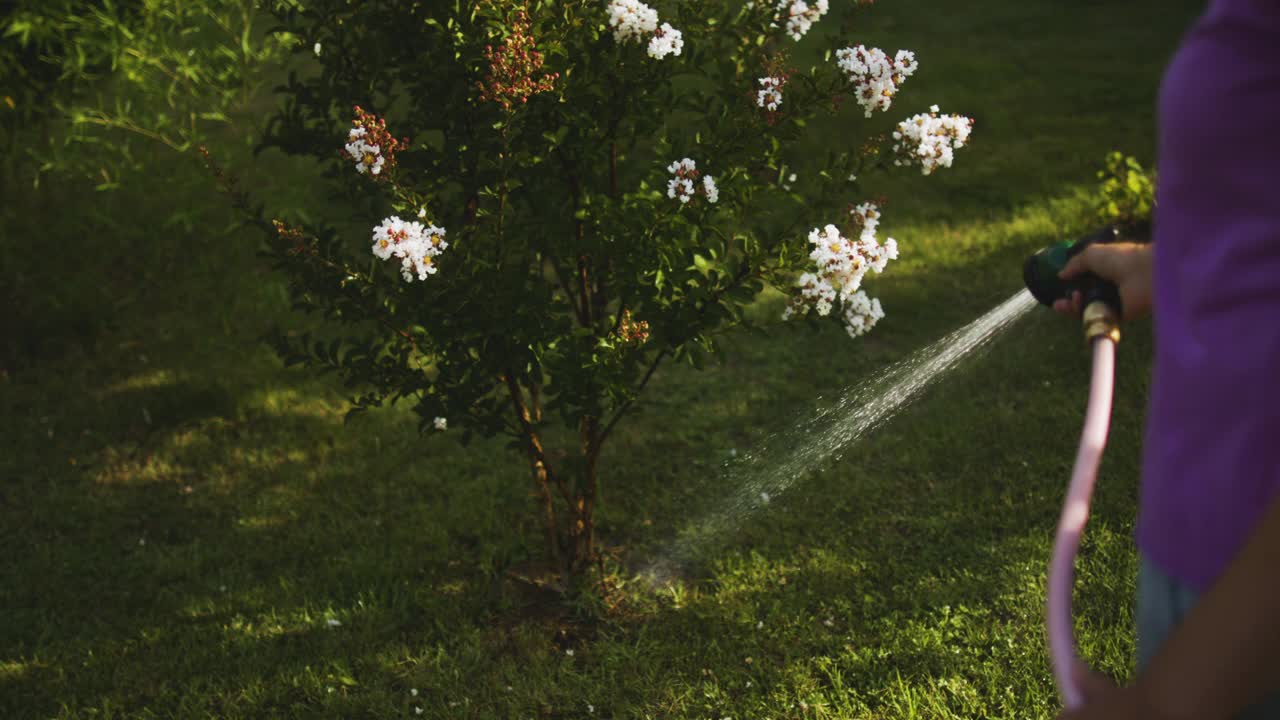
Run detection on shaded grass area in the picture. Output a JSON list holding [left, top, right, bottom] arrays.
[[1, 0, 1198, 717]]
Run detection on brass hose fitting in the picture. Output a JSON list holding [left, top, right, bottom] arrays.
[[1082, 301, 1121, 345]]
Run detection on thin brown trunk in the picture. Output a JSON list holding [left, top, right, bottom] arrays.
[[534, 458, 560, 570], [599, 141, 617, 327], [609, 141, 618, 198], [577, 253, 592, 326], [594, 259, 609, 333], [573, 415, 602, 571], [560, 150, 592, 332], [547, 251, 587, 326], [504, 372, 564, 571]]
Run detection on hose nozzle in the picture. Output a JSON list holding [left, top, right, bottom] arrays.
[[1082, 301, 1120, 345], [1023, 226, 1126, 333]]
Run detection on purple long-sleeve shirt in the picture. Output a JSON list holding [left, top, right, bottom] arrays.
[[1137, 0, 1280, 592]]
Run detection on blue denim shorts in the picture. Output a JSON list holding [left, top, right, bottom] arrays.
[[1138, 552, 1280, 718]]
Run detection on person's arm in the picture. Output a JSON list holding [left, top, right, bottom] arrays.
[[1136, 493, 1280, 719], [1057, 494, 1280, 720]]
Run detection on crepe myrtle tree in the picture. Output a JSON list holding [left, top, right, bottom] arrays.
[[250, 0, 972, 578]]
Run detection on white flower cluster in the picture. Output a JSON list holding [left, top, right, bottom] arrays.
[[783, 203, 898, 338], [774, 0, 829, 41], [343, 127, 384, 176], [647, 22, 684, 59], [893, 105, 974, 175], [848, 202, 899, 275], [607, 0, 657, 42], [757, 76, 785, 111], [666, 158, 719, 204], [835, 46, 919, 118], [608, 0, 682, 60], [371, 216, 449, 282], [841, 289, 885, 337], [703, 175, 719, 203]]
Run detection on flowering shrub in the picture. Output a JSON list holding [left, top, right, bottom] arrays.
[[254, 0, 973, 579]]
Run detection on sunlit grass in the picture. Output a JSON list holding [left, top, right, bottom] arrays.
[[96, 369, 181, 397]]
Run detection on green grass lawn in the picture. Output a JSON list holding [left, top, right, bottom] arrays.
[[1, 0, 1200, 717]]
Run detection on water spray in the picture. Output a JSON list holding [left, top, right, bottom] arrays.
[[1023, 225, 1124, 710]]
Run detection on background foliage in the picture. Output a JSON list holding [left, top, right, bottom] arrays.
[[1, 0, 291, 185]]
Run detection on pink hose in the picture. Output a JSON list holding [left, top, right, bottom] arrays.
[[1047, 336, 1117, 710]]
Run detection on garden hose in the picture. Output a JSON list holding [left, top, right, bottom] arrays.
[[1048, 302, 1120, 709], [1023, 229, 1125, 709]]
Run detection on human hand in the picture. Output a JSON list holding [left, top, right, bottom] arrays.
[[1050, 242, 1153, 322], [1055, 661, 1184, 720]]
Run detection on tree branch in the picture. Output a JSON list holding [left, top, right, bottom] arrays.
[[598, 347, 668, 448], [546, 251, 587, 326], [609, 140, 618, 198], [597, 262, 755, 449], [577, 252, 592, 327], [610, 292, 631, 335]]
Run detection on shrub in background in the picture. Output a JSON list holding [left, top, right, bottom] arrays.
[[1094, 151, 1155, 239], [1, 1, 305, 378]]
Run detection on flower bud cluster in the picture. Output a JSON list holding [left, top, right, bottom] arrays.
[[341, 106, 408, 180], [371, 216, 449, 282], [835, 46, 918, 118], [666, 158, 719, 205], [477, 8, 559, 110], [615, 309, 651, 345], [273, 219, 314, 257], [892, 105, 974, 175]]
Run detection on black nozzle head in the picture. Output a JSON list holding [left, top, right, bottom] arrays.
[[1023, 242, 1074, 307], [1022, 226, 1124, 316]]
